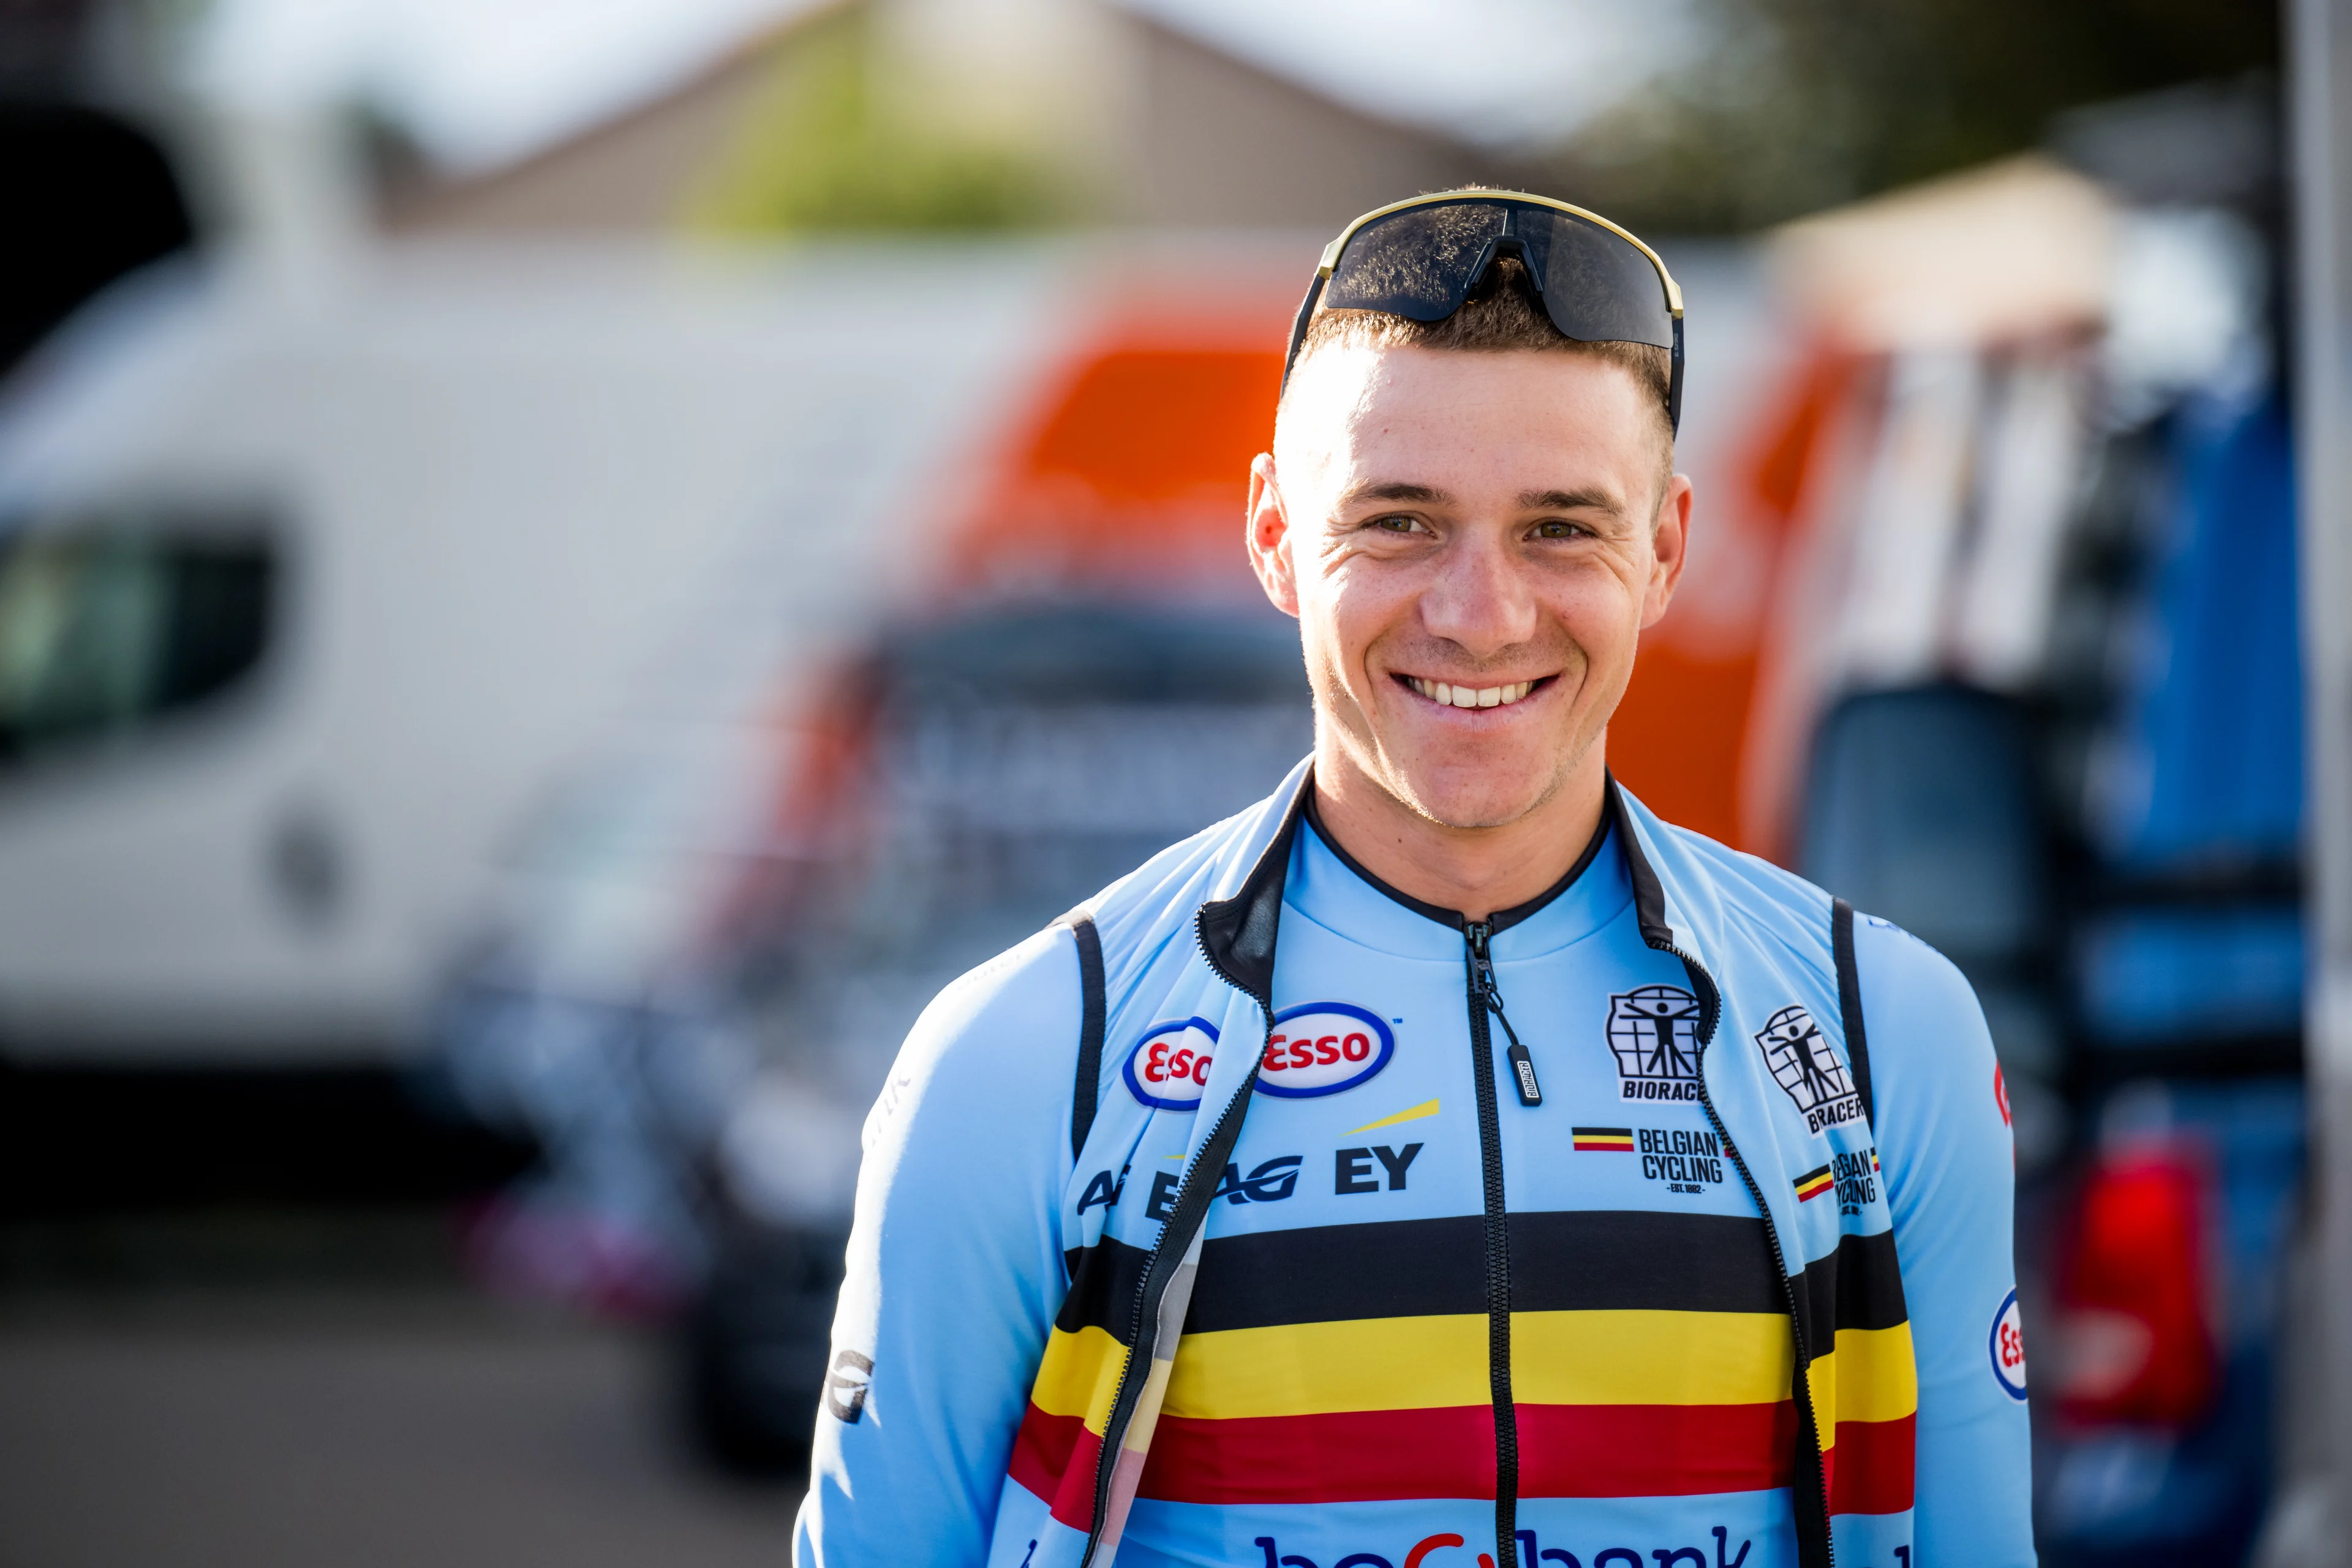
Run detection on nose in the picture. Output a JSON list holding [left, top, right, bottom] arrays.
[[1417, 524, 1540, 660]]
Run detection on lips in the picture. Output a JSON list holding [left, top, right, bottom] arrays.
[[1402, 676, 1541, 710]]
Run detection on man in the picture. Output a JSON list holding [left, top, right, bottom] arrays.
[[796, 191, 2032, 1568]]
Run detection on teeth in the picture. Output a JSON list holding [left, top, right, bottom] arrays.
[[1408, 677, 1536, 709]]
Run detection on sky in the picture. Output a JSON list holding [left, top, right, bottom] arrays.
[[184, 0, 1703, 174]]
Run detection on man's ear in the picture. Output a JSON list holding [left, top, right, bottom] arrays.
[[1640, 472, 1695, 631], [1246, 453, 1301, 619]]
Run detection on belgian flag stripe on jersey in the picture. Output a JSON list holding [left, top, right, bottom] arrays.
[[1158, 1308, 1795, 1418], [1182, 1210, 1784, 1332], [1801, 1324, 1920, 1426], [1019, 1213, 1915, 1518], [1795, 1228, 1909, 1333], [1134, 1401, 1803, 1503], [1824, 1412, 1918, 1515], [1795, 1164, 1835, 1201], [1055, 1235, 1153, 1342], [1008, 1410, 1103, 1529], [1572, 1126, 1635, 1151]]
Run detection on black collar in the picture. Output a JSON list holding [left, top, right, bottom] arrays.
[[1300, 786, 1613, 934], [1196, 768, 1668, 1003]]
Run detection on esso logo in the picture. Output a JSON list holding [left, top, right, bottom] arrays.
[[1124, 1017, 1219, 1109], [1988, 1289, 2027, 1401], [1255, 1003, 1395, 1099]]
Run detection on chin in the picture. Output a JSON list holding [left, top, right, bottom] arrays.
[[1391, 758, 1563, 832]]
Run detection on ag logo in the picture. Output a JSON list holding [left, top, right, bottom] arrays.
[[1607, 986, 1702, 1101], [1989, 1289, 2028, 1401], [1124, 1017, 1218, 1109], [1254, 1003, 1395, 1099], [1755, 1005, 1864, 1134]]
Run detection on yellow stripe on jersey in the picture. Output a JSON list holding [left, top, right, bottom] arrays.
[[1803, 1322, 1921, 1440], [1515, 1310, 1794, 1408], [1161, 1310, 1795, 1420], [1030, 1324, 1129, 1432]]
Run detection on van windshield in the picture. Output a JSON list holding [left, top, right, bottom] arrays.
[[0, 527, 273, 759]]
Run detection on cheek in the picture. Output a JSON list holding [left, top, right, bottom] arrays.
[[1553, 557, 1652, 643], [1298, 567, 1398, 688]]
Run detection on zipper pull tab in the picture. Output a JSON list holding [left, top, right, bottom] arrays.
[[1466, 922, 1542, 1107], [1504, 1034, 1542, 1107]]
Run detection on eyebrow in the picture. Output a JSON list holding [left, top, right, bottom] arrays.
[[1344, 481, 1452, 507], [1520, 486, 1627, 516]]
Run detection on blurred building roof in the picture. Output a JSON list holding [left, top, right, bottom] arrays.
[[1768, 154, 2116, 353], [379, 0, 1513, 235]]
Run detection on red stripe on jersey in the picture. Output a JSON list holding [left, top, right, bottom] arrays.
[[1008, 1403, 1102, 1529], [1136, 1401, 1799, 1504], [1825, 1412, 1918, 1516], [1517, 1400, 1801, 1498]]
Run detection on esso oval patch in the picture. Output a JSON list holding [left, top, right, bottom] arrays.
[[1255, 1003, 1395, 1099], [1124, 1017, 1220, 1110], [1989, 1289, 2028, 1400]]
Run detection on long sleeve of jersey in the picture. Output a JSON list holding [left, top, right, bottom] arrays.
[[793, 927, 1080, 1568], [1856, 914, 2037, 1567]]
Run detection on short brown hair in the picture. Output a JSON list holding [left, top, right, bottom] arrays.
[[1287, 253, 1676, 492]]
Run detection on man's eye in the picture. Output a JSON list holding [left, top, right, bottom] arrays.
[[1372, 514, 1425, 534], [1534, 519, 1589, 540]]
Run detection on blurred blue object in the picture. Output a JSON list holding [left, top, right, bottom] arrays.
[[2097, 393, 2301, 869], [1801, 685, 2046, 967], [2077, 908, 2304, 1045]]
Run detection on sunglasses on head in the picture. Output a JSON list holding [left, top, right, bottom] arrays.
[[1282, 190, 1686, 434]]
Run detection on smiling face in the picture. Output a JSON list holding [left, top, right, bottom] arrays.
[[1250, 342, 1692, 836]]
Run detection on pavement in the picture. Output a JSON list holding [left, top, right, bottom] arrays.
[[0, 1290, 802, 1568]]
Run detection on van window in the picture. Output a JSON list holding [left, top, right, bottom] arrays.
[[0, 529, 274, 758]]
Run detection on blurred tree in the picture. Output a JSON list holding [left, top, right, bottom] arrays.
[[685, 6, 1074, 234], [1547, 0, 2278, 230]]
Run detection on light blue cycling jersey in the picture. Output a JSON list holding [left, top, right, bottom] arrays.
[[795, 767, 2032, 1568]]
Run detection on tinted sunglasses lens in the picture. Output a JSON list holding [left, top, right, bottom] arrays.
[[1521, 206, 1674, 349], [1323, 203, 1506, 320]]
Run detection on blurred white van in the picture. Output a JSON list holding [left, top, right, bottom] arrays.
[[0, 239, 1076, 1065]]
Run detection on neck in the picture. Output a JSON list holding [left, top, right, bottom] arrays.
[[1310, 740, 1611, 922]]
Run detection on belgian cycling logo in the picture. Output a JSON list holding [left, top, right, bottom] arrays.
[[1755, 1005, 1864, 1134], [1255, 1002, 1395, 1099], [1124, 1017, 1219, 1109], [1606, 986, 1703, 1101]]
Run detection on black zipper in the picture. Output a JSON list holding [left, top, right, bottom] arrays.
[[1468, 921, 1542, 1106], [1654, 936, 1836, 1568], [1462, 920, 1520, 1568]]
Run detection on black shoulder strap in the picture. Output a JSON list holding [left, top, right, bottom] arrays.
[[1060, 910, 1107, 1161], [1830, 897, 1875, 1126]]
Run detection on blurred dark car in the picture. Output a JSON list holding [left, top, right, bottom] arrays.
[[445, 599, 1311, 1472], [685, 601, 1311, 1471]]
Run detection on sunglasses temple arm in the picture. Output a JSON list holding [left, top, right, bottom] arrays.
[[1280, 274, 1328, 393], [1668, 314, 1684, 437]]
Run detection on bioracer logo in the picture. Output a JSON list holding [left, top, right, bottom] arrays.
[[1607, 985, 1703, 1101], [1124, 1017, 1219, 1109], [1756, 1005, 1864, 1134], [1254, 1003, 1395, 1098]]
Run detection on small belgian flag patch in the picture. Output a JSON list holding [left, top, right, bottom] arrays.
[[1572, 1126, 1635, 1153], [1794, 1163, 1834, 1202]]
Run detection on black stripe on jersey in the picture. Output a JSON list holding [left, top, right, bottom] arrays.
[[1511, 1210, 1784, 1316], [1792, 1227, 1908, 1335], [1183, 1211, 1785, 1333], [1057, 1235, 1152, 1343]]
